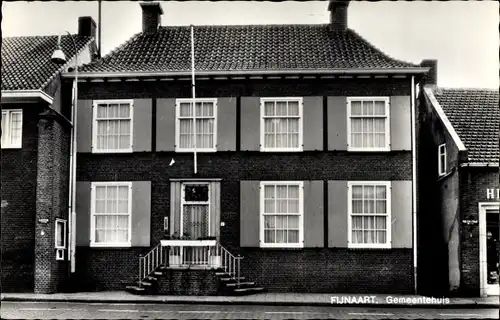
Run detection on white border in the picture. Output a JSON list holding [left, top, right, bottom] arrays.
[[1, 109, 23, 149], [180, 182, 211, 238], [259, 181, 304, 248], [92, 99, 134, 153], [478, 202, 500, 297], [346, 97, 390, 152], [175, 98, 218, 153], [438, 143, 447, 176], [347, 181, 392, 249], [54, 218, 67, 250], [90, 181, 133, 248], [259, 97, 304, 152], [1, 90, 53, 104]]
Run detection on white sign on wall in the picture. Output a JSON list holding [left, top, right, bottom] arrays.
[[486, 188, 500, 200]]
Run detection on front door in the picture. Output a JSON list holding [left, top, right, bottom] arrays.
[[480, 203, 500, 296], [181, 183, 210, 240]]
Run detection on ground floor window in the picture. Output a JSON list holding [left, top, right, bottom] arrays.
[[486, 208, 499, 285], [90, 182, 132, 247]]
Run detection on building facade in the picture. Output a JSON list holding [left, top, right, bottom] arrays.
[[417, 60, 499, 297]]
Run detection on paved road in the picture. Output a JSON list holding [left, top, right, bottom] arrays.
[[1, 302, 498, 319]]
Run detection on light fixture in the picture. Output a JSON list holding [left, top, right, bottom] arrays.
[[51, 35, 67, 64]]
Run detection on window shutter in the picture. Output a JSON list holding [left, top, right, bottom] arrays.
[[77, 100, 93, 153], [133, 99, 152, 152], [240, 97, 260, 151], [391, 180, 412, 248], [156, 98, 176, 151], [217, 98, 236, 151], [170, 181, 182, 236], [303, 97, 323, 151], [327, 96, 348, 151], [209, 181, 221, 239], [240, 181, 260, 247], [327, 180, 348, 248], [75, 181, 91, 246], [131, 181, 151, 247], [390, 96, 411, 151], [303, 180, 324, 247]]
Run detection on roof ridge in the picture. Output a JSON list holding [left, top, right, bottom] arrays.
[[438, 86, 499, 92], [158, 23, 331, 28], [347, 29, 418, 68], [82, 31, 142, 68]]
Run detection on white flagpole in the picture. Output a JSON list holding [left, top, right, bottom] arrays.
[[190, 25, 197, 174]]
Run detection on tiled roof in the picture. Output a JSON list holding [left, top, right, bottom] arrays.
[[434, 88, 499, 164], [79, 25, 419, 73], [1, 35, 93, 91]]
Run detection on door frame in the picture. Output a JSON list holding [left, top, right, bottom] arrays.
[[478, 202, 500, 297], [180, 182, 211, 238]]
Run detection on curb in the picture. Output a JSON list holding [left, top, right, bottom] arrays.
[[1, 297, 498, 309]]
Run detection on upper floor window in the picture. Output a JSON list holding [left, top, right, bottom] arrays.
[[92, 100, 133, 153], [348, 181, 391, 249], [260, 98, 303, 152], [260, 181, 304, 248], [90, 182, 132, 247], [1, 109, 23, 149], [175, 98, 217, 152], [438, 143, 447, 176], [347, 97, 390, 151]]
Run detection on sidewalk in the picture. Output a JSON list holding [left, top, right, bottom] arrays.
[[1, 291, 499, 308]]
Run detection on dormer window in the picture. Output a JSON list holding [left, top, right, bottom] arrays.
[[438, 144, 447, 176]]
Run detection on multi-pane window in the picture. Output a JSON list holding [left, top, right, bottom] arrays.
[[1, 109, 23, 148], [55, 219, 67, 249], [260, 182, 304, 248], [93, 100, 133, 153], [91, 182, 132, 247], [261, 98, 303, 151], [182, 184, 210, 240], [176, 98, 217, 152], [438, 144, 447, 176], [348, 97, 390, 151], [348, 182, 391, 248]]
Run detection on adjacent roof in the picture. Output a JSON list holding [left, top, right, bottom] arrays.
[[1, 35, 93, 92], [79, 25, 420, 74], [433, 88, 499, 165]]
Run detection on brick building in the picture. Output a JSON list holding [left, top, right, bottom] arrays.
[[417, 60, 499, 297], [1, 18, 98, 293]]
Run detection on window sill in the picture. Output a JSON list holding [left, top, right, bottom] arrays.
[[347, 148, 391, 152], [175, 148, 217, 153], [347, 244, 392, 249], [1, 146, 22, 149], [92, 149, 133, 154], [90, 243, 132, 248], [260, 148, 304, 152], [259, 243, 304, 249]]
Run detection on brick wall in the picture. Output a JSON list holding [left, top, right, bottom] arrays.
[[1, 104, 42, 292], [157, 269, 218, 295], [459, 167, 499, 296]]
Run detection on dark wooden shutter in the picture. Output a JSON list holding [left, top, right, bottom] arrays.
[[304, 180, 324, 247], [390, 96, 412, 151], [75, 181, 91, 246], [240, 180, 260, 247], [327, 180, 348, 248], [133, 99, 152, 152], [131, 181, 151, 247], [217, 98, 237, 151], [391, 180, 412, 248], [209, 181, 221, 239], [240, 97, 260, 151], [327, 96, 347, 151], [303, 97, 323, 151], [170, 181, 182, 236], [77, 100, 93, 153], [156, 98, 176, 151]]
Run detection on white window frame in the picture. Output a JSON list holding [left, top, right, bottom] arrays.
[[260, 97, 303, 152], [259, 181, 304, 248], [347, 181, 392, 249], [347, 97, 390, 152], [175, 98, 218, 153], [1, 109, 23, 149], [90, 181, 133, 248], [55, 218, 67, 250], [92, 99, 134, 153], [438, 143, 447, 176], [180, 182, 211, 238]]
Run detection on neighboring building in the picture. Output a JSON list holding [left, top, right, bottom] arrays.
[[1, 17, 98, 293], [61, 0, 428, 295], [417, 60, 499, 297]]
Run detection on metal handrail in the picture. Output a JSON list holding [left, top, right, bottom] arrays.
[[138, 243, 164, 287], [216, 243, 244, 288]]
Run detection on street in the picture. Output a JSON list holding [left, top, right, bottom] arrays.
[[1, 302, 498, 319]]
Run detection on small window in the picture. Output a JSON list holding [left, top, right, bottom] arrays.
[[259, 181, 304, 248], [438, 144, 447, 176], [55, 218, 67, 249], [347, 97, 390, 151], [348, 181, 391, 249], [92, 100, 133, 153], [260, 98, 303, 152], [90, 182, 132, 247], [175, 98, 217, 152], [55, 249, 65, 261], [182, 183, 210, 239], [1, 109, 23, 149]]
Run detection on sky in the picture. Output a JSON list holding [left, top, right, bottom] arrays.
[[2, 1, 498, 89]]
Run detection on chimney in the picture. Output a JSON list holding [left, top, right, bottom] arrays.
[[78, 16, 97, 38], [328, 0, 350, 31], [140, 2, 164, 34], [420, 59, 438, 86]]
